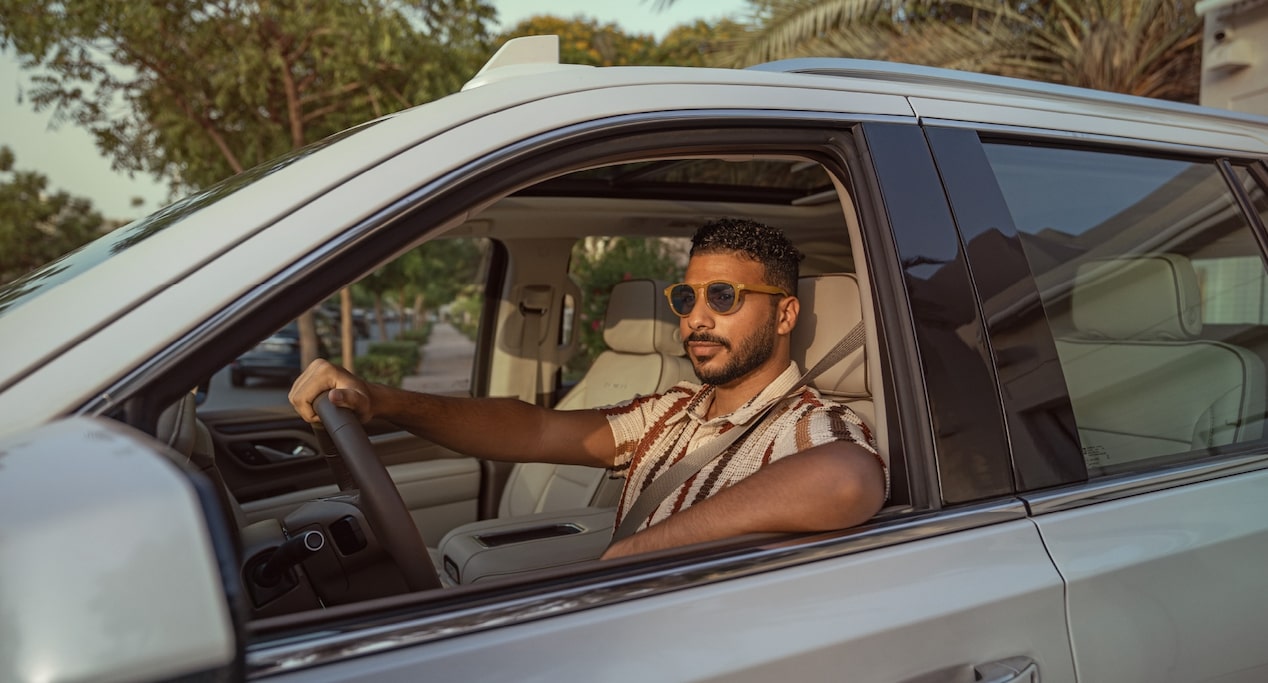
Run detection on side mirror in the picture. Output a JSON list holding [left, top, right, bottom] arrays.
[[0, 418, 243, 683]]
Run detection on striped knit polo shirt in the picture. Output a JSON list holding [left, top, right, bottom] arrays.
[[601, 362, 885, 534]]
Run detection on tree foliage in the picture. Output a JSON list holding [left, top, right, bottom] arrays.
[[499, 14, 743, 67], [714, 0, 1203, 102], [0, 0, 497, 192], [0, 146, 114, 284]]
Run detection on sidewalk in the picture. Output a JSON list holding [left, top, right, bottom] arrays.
[[401, 321, 476, 395]]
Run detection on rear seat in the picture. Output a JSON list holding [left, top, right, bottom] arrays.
[[1055, 254, 1265, 468]]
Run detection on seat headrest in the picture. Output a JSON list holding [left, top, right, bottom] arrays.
[[790, 274, 868, 397], [1072, 254, 1202, 340], [602, 279, 684, 356]]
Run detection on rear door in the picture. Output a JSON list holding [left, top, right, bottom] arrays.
[[934, 124, 1268, 681]]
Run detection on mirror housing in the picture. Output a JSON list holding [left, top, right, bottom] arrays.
[[0, 418, 243, 683]]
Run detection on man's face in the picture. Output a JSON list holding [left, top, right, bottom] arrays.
[[679, 252, 785, 387]]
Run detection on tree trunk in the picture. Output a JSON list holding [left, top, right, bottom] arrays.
[[374, 295, 387, 341], [412, 293, 426, 330], [340, 287, 355, 373], [297, 311, 320, 370]]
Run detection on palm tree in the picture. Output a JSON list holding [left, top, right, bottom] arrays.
[[656, 0, 1203, 102]]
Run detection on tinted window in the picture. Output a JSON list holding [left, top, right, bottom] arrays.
[[984, 144, 1268, 476]]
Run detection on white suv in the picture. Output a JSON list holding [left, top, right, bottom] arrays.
[[3, 36, 1268, 683]]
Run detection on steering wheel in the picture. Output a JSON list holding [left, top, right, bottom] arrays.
[[313, 393, 441, 591]]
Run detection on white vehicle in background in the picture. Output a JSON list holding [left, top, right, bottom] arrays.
[[3, 36, 1268, 683]]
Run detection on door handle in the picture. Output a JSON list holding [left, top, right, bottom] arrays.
[[975, 657, 1038, 683]]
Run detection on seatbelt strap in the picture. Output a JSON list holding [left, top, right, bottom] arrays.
[[611, 320, 866, 542], [514, 285, 552, 404]]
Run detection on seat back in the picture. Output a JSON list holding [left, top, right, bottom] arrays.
[[789, 273, 874, 433], [1054, 254, 1265, 468], [498, 279, 694, 517]]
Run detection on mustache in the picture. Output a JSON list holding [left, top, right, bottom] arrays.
[[684, 332, 730, 350]]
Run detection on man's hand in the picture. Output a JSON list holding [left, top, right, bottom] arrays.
[[289, 359, 376, 424]]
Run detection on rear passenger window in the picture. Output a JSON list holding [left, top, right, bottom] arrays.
[[983, 144, 1268, 475]]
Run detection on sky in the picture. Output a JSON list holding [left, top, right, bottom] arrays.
[[0, 0, 750, 220]]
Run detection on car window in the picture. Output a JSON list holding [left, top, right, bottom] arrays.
[[984, 144, 1268, 476]]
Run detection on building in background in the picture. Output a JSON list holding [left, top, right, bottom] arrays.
[[1198, 0, 1268, 114]]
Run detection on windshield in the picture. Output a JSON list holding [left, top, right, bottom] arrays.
[[0, 121, 381, 320]]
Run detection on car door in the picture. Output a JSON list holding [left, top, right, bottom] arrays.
[[932, 123, 1268, 682], [234, 95, 1078, 679]]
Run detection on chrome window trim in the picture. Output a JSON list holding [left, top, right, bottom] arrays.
[[921, 118, 1268, 160], [80, 108, 915, 417], [1022, 451, 1268, 515], [246, 500, 1024, 678]]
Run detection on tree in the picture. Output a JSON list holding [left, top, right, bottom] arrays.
[[654, 18, 749, 66], [0, 0, 498, 366], [499, 14, 745, 68], [0, 146, 115, 285], [661, 0, 1203, 103], [500, 15, 659, 66]]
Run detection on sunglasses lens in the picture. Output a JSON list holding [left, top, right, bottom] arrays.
[[706, 282, 738, 313], [669, 284, 696, 315]]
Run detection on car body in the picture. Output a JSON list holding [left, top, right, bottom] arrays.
[[2, 35, 1268, 683]]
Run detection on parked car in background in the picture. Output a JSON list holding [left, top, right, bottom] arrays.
[[2, 36, 1268, 683], [228, 315, 339, 387]]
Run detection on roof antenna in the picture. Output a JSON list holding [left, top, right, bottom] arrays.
[[463, 36, 566, 91]]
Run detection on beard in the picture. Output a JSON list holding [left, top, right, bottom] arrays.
[[685, 308, 778, 387]]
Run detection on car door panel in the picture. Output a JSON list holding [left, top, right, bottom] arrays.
[[201, 411, 482, 542], [1029, 467, 1268, 682], [261, 517, 1077, 682]]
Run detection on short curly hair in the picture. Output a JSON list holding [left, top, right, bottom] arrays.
[[690, 218, 802, 295]]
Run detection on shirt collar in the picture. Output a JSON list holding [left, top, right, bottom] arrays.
[[684, 362, 802, 427]]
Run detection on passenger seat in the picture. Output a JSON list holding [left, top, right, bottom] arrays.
[[496, 278, 695, 516], [789, 273, 882, 464]]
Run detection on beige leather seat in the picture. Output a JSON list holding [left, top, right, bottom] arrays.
[[790, 273, 882, 464], [497, 278, 695, 516], [1054, 254, 1265, 469], [156, 390, 247, 535]]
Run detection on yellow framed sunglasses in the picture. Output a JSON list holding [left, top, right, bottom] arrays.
[[663, 280, 789, 317]]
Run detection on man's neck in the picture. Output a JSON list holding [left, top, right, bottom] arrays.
[[706, 360, 792, 420]]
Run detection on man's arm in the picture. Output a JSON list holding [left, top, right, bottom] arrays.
[[601, 441, 886, 560], [289, 359, 616, 469]]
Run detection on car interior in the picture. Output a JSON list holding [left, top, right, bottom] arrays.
[[149, 151, 907, 619]]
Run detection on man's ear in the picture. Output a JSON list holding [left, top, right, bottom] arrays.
[[777, 295, 799, 335]]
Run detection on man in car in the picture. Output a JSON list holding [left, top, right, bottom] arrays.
[[290, 218, 887, 559]]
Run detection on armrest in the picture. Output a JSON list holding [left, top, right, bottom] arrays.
[[437, 507, 615, 584]]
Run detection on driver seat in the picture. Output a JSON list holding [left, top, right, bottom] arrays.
[[156, 389, 247, 536]]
